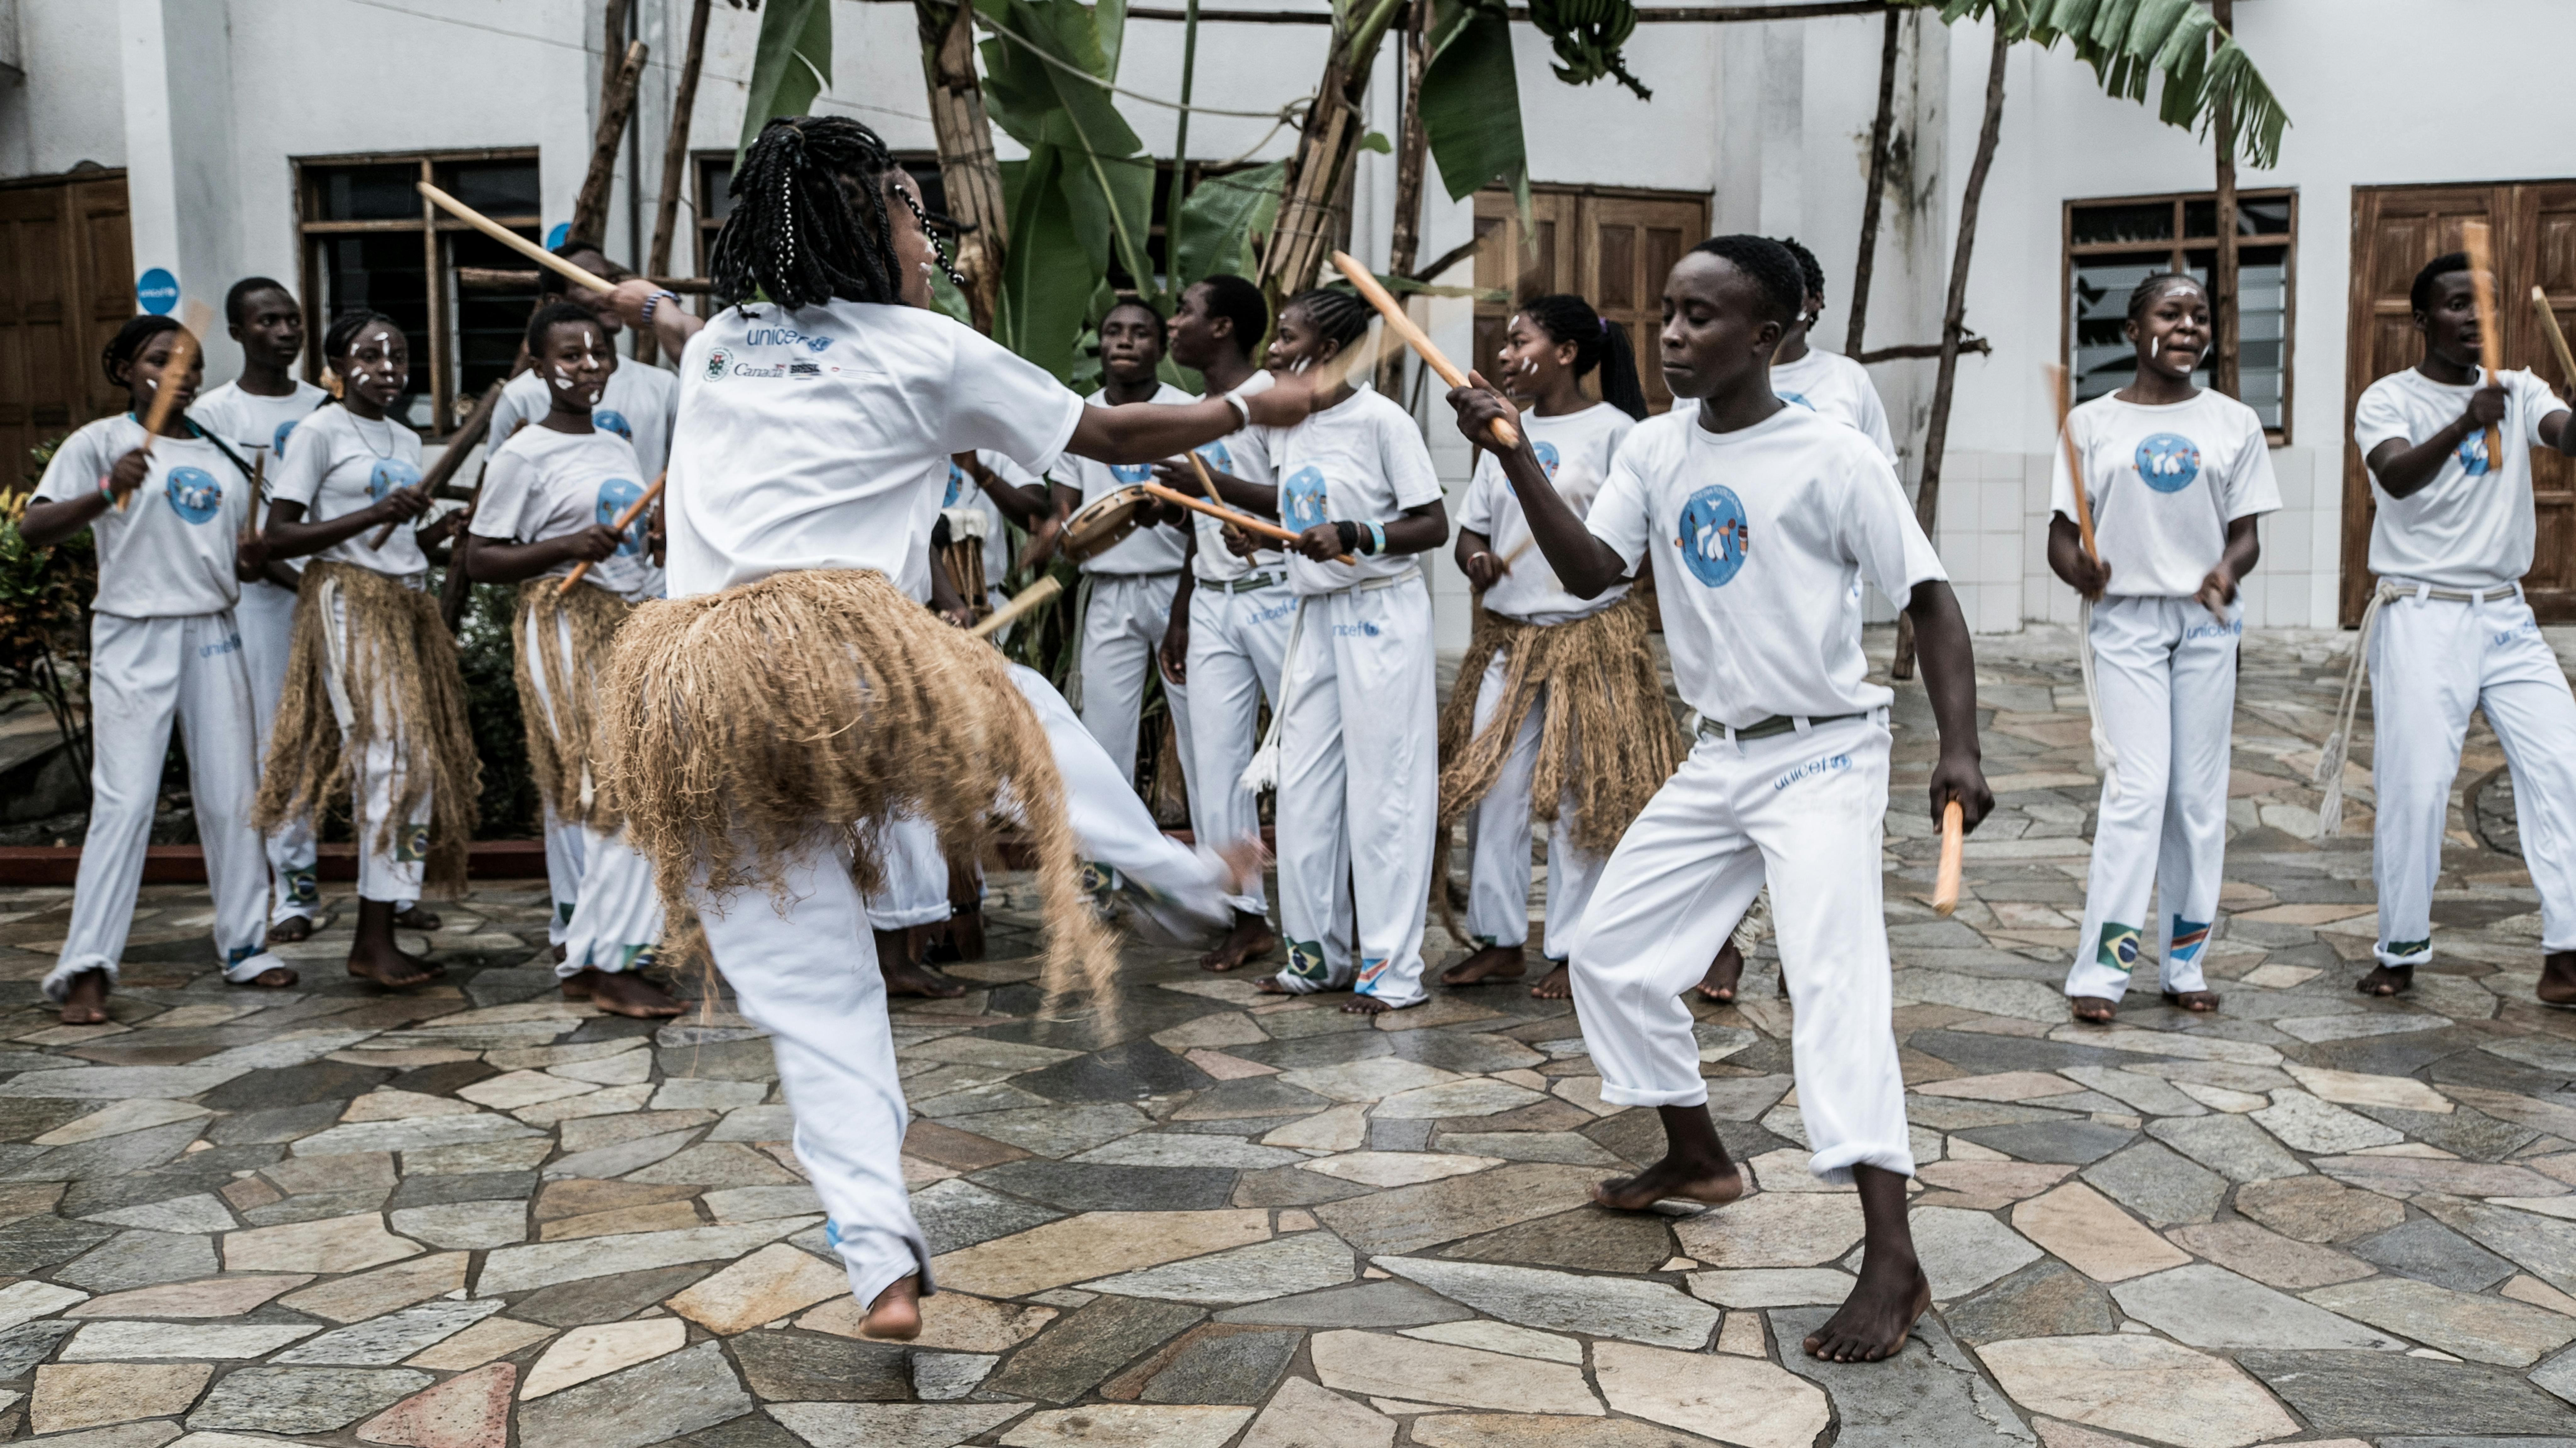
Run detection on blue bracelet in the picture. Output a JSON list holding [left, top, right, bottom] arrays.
[[1361, 520, 1386, 556]]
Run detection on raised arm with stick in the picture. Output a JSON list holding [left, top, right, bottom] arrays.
[[2463, 221, 2507, 469], [1330, 250, 1518, 449]]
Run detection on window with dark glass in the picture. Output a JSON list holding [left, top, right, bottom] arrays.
[[2066, 190, 2296, 440]]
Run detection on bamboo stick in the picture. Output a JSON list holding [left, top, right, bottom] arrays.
[[1932, 799, 1964, 916], [1330, 250, 1519, 448], [2533, 286, 2576, 392], [969, 573, 1062, 639], [369, 378, 507, 549], [559, 472, 666, 595], [419, 183, 620, 295], [2046, 363, 2099, 564], [2463, 220, 2506, 469], [1139, 480, 1354, 564], [128, 304, 210, 511]]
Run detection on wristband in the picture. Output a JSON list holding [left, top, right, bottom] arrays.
[[1334, 520, 1361, 555], [1361, 520, 1387, 556], [639, 289, 680, 325], [1223, 392, 1251, 428], [97, 475, 116, 503]]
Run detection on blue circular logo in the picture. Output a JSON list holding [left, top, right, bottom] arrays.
[[2134, 433, 2202, 493], [272, 420, 297, 459], [1676, 485, 1751, 587], [545, 222, 571, 251], [1533, 439, 1561, 481], [944, 463, 967, 508], [1281, 466, 1329, 533], [1110, 461, 1152, 484], [368, 457, 420, 505], [1196, 441, 1233, 474], [594, 408, 633, 442], [596, 476, 647, 555], [2455, 433, 2492, 477], [1777, 389, 1814, 411], [164, 465, 222, 524], [136, 268, 179, 316]]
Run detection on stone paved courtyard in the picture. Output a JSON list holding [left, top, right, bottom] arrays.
[[0, 626, 2571, 1446]]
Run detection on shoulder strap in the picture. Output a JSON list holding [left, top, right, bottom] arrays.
[[184, 416, 263, 488]]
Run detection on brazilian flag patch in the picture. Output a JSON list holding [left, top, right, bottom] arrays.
[[2384, 937, 2432, 960], [396, 826, 430, 864], [2168, 917, 2211, 964], [1285, 939, 1330, 983], [1078, 861, 1118, 898], [2096, 922, 2142, 973]]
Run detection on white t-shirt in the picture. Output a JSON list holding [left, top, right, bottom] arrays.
[[490, 361, 680, 479], [1590, 404, 1945, 729], [942, 450, 1041, 600], [664, 301, 1085, 599], [1269, 385, 1446, 594], [192, 379, 332, 588], [2048, 390, 2280, 599], [1771, 348, 1897, 464], [1062, 384, 1193, 576], [470, 425, 663, 603], [33, 415, 252, 619], [2355, 366, 2569, 589], [1457, 402, 1636, 624], [266, 406, 429, 577], [1188, 423, 1283, 583]]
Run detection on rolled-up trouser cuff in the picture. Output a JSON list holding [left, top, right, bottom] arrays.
[[1807, 1140, 1916, 1187], [1597, 1079, 1710, 1109], [42, 955, 117, 1003]]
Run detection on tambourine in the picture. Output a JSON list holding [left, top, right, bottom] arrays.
[[1061, 484, 1155, 563]]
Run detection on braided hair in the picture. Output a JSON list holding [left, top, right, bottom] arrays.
[[1281, 287, 1372, 360], [2127, 269, 2209, 322], [708, 116, 966, 313], [102, 314, 186, 389], [1687, 236, 1805, 329], [1520, 294, 1648, 421]]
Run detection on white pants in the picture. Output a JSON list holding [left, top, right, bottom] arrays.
[[1006, 664, 1231, 929], [2064, 596, 2238, 1001], [1185, 574, 1294, 916], [50, 612, 285, 999], [1273, 575, 1438, 1008], [1077, 570, 1194, 798], [695, 841, 928, 1309], [1565, 713, 1912, 1184], [314, 582, 432, 903], [520, 604, 662, 977], [238, 578, 318, 924], [2369, 582, 2576, 965], [864, 816, 954, 933], [1463, 648, 1607, 960]]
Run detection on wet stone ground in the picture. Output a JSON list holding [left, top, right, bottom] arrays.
[[0, 624, 2570, 1446]]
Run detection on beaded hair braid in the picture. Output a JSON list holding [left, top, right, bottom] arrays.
[[708, 116, 963, 311]]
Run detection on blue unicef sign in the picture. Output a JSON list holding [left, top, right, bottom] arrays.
[[545, 223, 570, 251], [136, 267, 179, 315]]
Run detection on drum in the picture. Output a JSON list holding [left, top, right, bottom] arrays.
[[1060, 483, 1153, 564], [939, 506, 990, 612]]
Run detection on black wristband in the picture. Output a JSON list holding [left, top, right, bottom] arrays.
[[1335, 520, 1362, 555]]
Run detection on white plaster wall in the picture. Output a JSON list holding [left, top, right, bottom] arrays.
[[0, 0, 128, 179]]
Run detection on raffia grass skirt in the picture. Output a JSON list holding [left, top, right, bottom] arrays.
[[251, 561, 481, 898], [597, 567, 1116, 1008], [514, 578, 636, 834], [1433, 591, 1684, 934]]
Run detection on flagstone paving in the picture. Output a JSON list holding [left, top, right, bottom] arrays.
[[0, 623, 2570, 1444]]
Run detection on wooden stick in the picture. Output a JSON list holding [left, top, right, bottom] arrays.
[[2045, 363, 2098, 563], [1138, 480, 1355, 565], [2463, 220, 2506, 468], [1932, 799, 1964, 916], [969, 574, 1062, 639], [419, 183, 620, 295], [1184, 451, 1225, 503], [128, 304, 210, 511], [1329, 249, 1520, 448], [2534, 285, 2576, 393], [369, 378, 508, 550], [559, 472, 666, 595]]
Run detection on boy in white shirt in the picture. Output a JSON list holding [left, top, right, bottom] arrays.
[[2343, 251, 2576, 1007], [1447, 235, 1991, 1364], [486, 239, 680, 478]]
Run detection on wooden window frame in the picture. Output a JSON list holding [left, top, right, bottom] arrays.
[[2059, 187, 2298, 445], [292, 147, 540, 439]]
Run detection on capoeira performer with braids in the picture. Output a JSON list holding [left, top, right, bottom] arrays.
[[462, 301, 683, 1019], [1448, 235, 1990, 1362], [2335, 250, 2576, 1007], [194, 277, 330, 943], [21, 315, 294, 1023], [1437, 294, 1676, 1002], [252, 312, 478, 992], [2053, 272, 2274, 1025], [598, 116, 1301, 1338]]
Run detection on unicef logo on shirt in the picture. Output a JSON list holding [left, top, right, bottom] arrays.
[[1777, 390, 1815, 410], [2455, 432, 2492, 476], [272, 420, 298, 459], [594, 409, 633, 442], [164, 466, 222, 525], [1676, 485, 1751, 587], [1196, 441, 1233, 473], [2134, 433, 2201, 493], [944, 463, 968, 508], [1110, 462, 1153, 484], [368, 457, 420, 504], [596, 477, 647, 555], [1281, 466, 1329, 533], [1533, 440, 1562, 481]]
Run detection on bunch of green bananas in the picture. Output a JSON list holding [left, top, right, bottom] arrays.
[[1527, 0, 1651, 100]]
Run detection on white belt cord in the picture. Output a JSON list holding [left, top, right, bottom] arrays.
[[1238, 563, 1421, 793], [2077, 596, 2121, 806], [2311, 578, 2513, 840]]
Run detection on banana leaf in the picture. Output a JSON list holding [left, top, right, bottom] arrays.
[[1174, 161, 1286, 286], [996, 148, 1106, 380], [977, 0, 1160, 296], [1420, 0, 1529, 207], [737, 0, 833, 158]]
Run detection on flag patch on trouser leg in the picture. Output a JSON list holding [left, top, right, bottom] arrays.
[[2167, 917, 2210, 964], [1285, 939, 1330, 984], [2096, 922, 2142, 973]]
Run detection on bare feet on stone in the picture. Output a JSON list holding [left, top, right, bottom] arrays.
[[874, 929, 966, 999], [1530, 961, 1573, 1000], [1695, 942, 1743, 1002], [2356, 962, 2413, 997], [244, 966, 298, 989], [56, 969, 108, 1025], [1803, 1256, 1931, 1363], [347, 938, 438, 991], [1441, 942, 1527, 987], [860, 1274, 923, 1341], [1253, 973, 1297, 995], [2540, 950, 2576, 1007], [1342, 994, 1407, 1015], [2070, 996, 2116, 1025], [564, 968, 685, 1018], [2161, 989, 2220, 1012], [1593, 1153, 1745, 1212], [266, 915, 313, 945], [1200, 911, 1278, 972]]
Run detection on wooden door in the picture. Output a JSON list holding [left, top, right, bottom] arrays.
[[2343, 181, 2576, 624], [0, 173, 130, 484], [1473, 185, 1707, 415]]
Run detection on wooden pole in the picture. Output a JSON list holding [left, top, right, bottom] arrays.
[[1931, 799, 1964, 915], [597, 0, 633, 121], [1891, 22, 2007, 682], [2533, 286, 2576, 391], [2210, 0, 2240, 400], [1846, 7, 1901, 357], [1140, 480, 1355, 562], [2462, 220, 2506, 468], [918, 0, 1012, 331], [572, 40, 650, 247], [559, 473, 667, 595], [969, 574, 1063, 639], [637, 0, 714, 367], [1330, 250, 1520, 447], [369, 379, 506, 549], [438, 457, 491, 634], [420, 184, 621, 294]]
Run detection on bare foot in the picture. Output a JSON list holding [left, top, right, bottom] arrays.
[[567, 969, 685, 1018], [874, 929, 966, 999], [265, 916, 313, 945], [1200, 912, 1279, 973], [1695, 941, 1743, 1002], [551, 942, 568, 964], [1342, 994, 1409, 1015], [1441, 942, 1527, 987], [2356, 963, 2413, 997], [56, 969, 109, 1025], [943, 909, 987, 963], [346, 939, 437, 991], [1253, 973, 1297, 995], [1592, 1155, 1746, 1212], [859, 1274, 923, 1341], [391, 904, 441, 932], [1803, 1259, 1931, 1363], [1531, 962, 1572, 1000], [245, 966, 298, 988], [2070, 996, 2116, 1025], [2540, 950, 2576, 1007], [2160, 990, 2220, 1013]]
